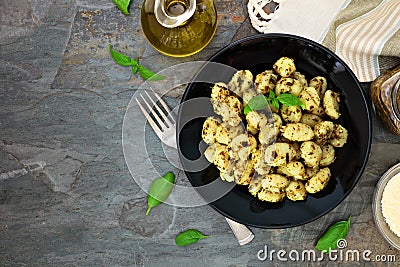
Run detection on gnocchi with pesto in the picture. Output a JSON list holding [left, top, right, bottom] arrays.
[[201, 57, 348, 202]]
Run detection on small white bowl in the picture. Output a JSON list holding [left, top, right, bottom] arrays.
[[372, 162, 400, 250]]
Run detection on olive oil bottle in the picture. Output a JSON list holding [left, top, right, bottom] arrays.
[[141, 0, 217, 57]]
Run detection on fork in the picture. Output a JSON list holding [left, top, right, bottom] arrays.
[[136, 88, 255, 246]]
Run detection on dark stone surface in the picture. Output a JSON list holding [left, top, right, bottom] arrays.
[[1, 0, 400, 266]]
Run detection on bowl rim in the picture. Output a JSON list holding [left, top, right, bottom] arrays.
[[178, 33, 372, 228], [372, 162, 400, 250]]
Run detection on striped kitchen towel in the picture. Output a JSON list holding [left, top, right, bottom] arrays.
[[323, 0, 400, 82]]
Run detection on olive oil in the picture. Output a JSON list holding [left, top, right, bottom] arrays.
[[141, 0, 217, 57]]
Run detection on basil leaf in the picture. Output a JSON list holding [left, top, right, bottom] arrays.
[[315, 215, 352, 252], [132, 63, 138, 74], [109, 45, 132, 67], [269, 90, 276, 99], [175, 229, 209, 246], [138, 65, 165, 81], [271, 98, 279, 109], [243, 91, 304, 114], [276, 93, 305, 109], [109, 45, 163, 80], [243, 105, 252, 115], [146, 172, 175, 215], [113, 0, 131, 15], [243, 95, 269, 115]]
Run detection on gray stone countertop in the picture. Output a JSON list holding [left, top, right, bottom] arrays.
[[1, 0, 400, 266]]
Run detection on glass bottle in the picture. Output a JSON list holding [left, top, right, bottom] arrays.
[[141, 0, 217, 57]]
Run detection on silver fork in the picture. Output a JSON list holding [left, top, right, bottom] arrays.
[[136, 88, 255, 246]]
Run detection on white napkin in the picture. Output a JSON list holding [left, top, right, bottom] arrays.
[[248, 0, 351, 42]]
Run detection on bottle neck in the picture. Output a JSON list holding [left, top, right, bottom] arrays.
[[154, 0, 196, 28]]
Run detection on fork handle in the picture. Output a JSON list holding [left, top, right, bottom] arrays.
[[225, 217, 254, 246]]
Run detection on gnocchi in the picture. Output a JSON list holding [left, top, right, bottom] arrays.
[[281, 123, 315, 142], [323, 90, 341, 120], [275, 78, 303, 96], [261, 174, 291, 193], [300, 141, 323, 168], [273, 57, 296, 77], [201, 57, 348, 202], [286, 180, 307, 201], [309, 76, 327, 97], [305, 167, 331, 193], [255, 70, 278, 94]]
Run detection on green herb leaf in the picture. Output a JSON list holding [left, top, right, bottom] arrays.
[[146, 172, 175, 216], [269, 90, 276, 99], [132, 63, 138, 74], [243, 95, 269, 115], [113, 0, 131, 15], [316, 215, 352, 252], [109, 45, 162, 80], [243, 105, 252, 115], [109, 45, 132, 67], [276, 93, 305, 109], [175, 229, 209, 246], [271, 98, 279, 109], [243, 91, 305, 114], [138, 65, 165, 81]]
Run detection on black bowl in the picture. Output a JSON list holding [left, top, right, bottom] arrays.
[[177, 34, 372, 228]]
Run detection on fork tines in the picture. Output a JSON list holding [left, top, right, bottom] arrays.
[[135, 88, 175, 138]]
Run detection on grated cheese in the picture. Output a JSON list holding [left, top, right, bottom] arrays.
[[381, 172, 400, 237]]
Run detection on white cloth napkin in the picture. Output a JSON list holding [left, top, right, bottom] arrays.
[[248, 0, 351, 42]]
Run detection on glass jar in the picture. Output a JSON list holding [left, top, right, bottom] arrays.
[[370, 66, 400, 136]]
